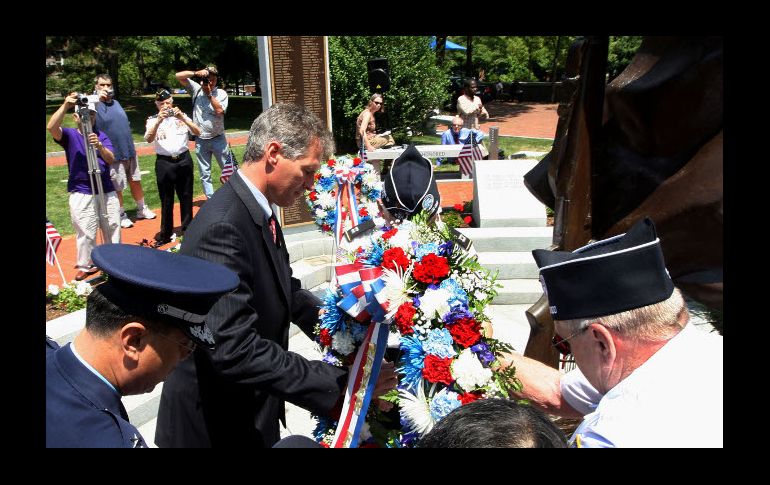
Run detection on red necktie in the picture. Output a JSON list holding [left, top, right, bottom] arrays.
[[269, 215, 277, 244]]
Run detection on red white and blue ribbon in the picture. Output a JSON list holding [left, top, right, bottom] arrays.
[[331, 319, 390, 448], [331, 261, 393, 447], [333, 165, 363, 245]]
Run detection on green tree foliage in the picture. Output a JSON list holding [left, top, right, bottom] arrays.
[[328, 36, 448, 152], [607, 36, 643, 81], [46, 36, 259, 96]]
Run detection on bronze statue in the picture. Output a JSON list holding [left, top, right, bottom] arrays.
[[523, 36, 723, 367]]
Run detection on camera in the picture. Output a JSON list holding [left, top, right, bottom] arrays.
[[76, 94, 100, 107], [104, 89, 114, 97], [165, 108, 175, 117], [193, 75, 210, 86]]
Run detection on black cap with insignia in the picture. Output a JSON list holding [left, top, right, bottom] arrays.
[[532, 217, 675, 321], [382, 144, 440, 221], [90, 244, 239, 350], [155, 89, 172, 101]]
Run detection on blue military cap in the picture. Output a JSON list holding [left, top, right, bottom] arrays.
[[532, 217, 675, 321], [90, 244, 239, 350], [383, 144, 440, 221]]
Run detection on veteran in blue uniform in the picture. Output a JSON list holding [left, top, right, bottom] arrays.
[[46, 244, 238, 448]]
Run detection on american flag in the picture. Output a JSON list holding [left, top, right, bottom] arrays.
[[46, 219, 62, 266], [456, 139, 484, 177], [220, 146, 239, 184], [359, 145, 368, 163]]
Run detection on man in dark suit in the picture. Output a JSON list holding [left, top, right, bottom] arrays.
[[155, 103, 397, 448]]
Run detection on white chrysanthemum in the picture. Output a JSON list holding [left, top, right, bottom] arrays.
[[451, 348, 493, 392], [317, 191, 336, 209], [74, 280, 93, 297], [474, 290, 488, 301], [315, 208, 327, 219], [387, 227, 413, 251], [362, 171, 380, 187], [373, 215, 387, 228], [320, 165, 333, 178], [418, 288, 451, 319], [399, 380, 435, 436], [47, 284, 60, 296], [382, 266, 414, 317], [332, 329, 355, 355], [359, 420, 372, 442]]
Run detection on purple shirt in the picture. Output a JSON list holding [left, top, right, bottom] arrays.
[[57, 127, 115, 194]]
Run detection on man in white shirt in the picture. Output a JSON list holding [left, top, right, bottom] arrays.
[[144, 89, 201, 246], [498, 217, 723, 447]]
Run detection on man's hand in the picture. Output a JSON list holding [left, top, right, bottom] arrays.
[[64, 92, 78, 109], [87, 133, 103, 151]]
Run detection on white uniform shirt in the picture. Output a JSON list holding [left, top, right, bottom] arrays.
[[563, 323, 723, 448], [145, 115, 191, 157]]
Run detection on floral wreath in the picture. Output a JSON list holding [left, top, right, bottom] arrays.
[[311, 212, 521, 448], [305, 155, 383, 239]]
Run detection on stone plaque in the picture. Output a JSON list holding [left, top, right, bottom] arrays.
[[472, 159, 547, 227], [268, 36, 330, 227]]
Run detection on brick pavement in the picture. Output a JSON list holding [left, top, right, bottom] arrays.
[[45, 100, 557, 289]]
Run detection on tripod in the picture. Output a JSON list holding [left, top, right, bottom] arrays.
[[76, 104, 112, 245]]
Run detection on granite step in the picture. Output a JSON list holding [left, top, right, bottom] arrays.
[[457, 226, 553, 252], [477, 251, 540, 279]]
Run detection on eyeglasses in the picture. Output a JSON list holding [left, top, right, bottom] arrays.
[[373, 101, 383, 105], [551, 325, 590, 355], [155, 331, 196, 354]]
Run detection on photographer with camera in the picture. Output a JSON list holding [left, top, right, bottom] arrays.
[[144, 89, 201, 247], [94, 74, 157, 229], [175, 65, 229, 200], [47, 92, 122, 280]]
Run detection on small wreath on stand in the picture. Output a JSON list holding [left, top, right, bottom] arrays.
[[305, 155, 384, 240]]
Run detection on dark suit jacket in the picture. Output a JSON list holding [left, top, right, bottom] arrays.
[[155, 173, 347, 448]]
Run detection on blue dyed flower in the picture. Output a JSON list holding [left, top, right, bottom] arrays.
[[312, 415, 337, 442], [363, 243, 384, 267], [429, 387, 462, 421], [423, 328, 457, 359], [412, 296, 421, 308], [324, 209, 337, 226], [398, 334, 425, 393], [317, 176, 336, 191], [440, 278, 468, 308], [319, 289, 344, 334], [415, 242, 439, 261], [349, 322, 368, 344], [444, 305, 473, 325], [322, 351, 341, 366], [471, 341, 496, 367], [438, 240, 454, 257]]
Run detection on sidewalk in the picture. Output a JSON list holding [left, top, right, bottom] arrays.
[[45, 101, 558, 289]]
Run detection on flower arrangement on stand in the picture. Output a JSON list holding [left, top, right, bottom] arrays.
[[305, 155, 383, 242], [310, 211, 521, 447]]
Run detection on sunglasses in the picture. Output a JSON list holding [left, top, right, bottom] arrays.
[[373, 101, 383, 105], [551, 325, 590, 355]]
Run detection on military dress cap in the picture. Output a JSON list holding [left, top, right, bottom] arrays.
[[532, 217, 675, 321], [90, 244, 239, 350], [155, 89, 172, 101], [383, 144, 440, 221]]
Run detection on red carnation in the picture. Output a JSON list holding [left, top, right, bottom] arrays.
[[463, 216, 472, 224], [382, 228, 398, 240], [327, 159, 335, 167], [457, 391, 483, 405], [453, 203, 464, 211], [314, 173, 321, 181], [309, 191, 318, 201], [447, 316, 481, 348], [423, 355, 454, 385], [413, 253, 450, 285], [319, 328, 332, 347], [394, 302, 417, 335], [359, 207, 369, 217], [381, 247, 411, 272], [321, 223, 331, 232], [353, 157, 362, 166]]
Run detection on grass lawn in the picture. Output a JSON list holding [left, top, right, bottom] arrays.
[[46, 95, 263, 153], [46, 145, 248, 237]]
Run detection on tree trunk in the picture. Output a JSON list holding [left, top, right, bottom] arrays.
[[465, 36, 473, 78], [435, 35, 447, 65]]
